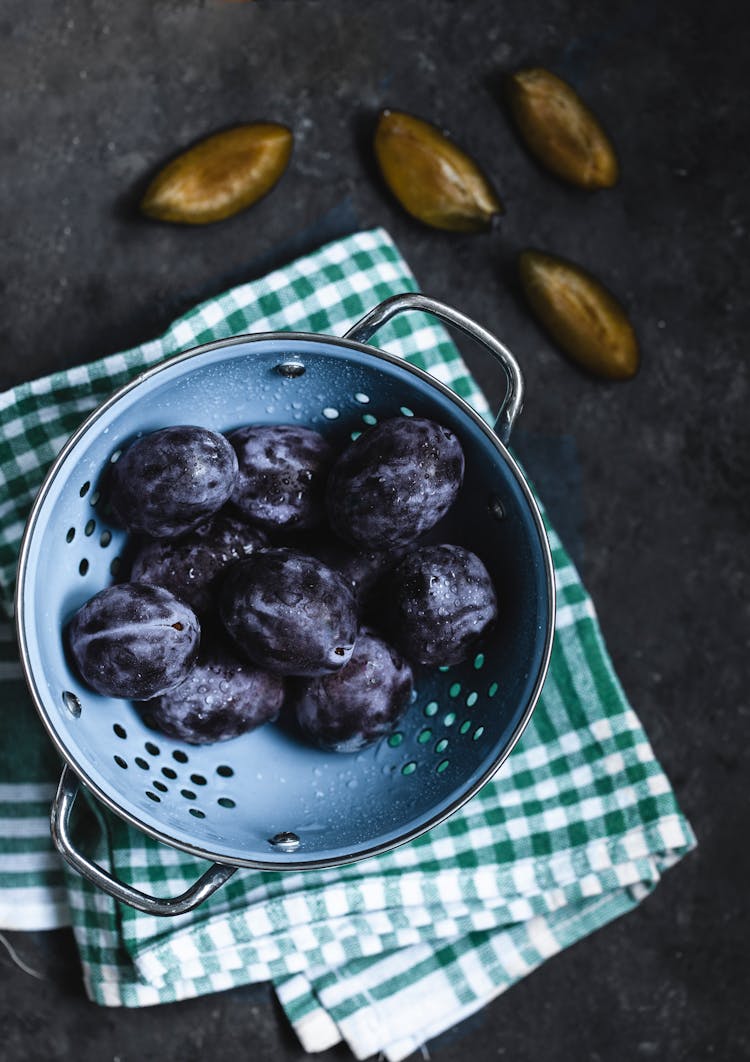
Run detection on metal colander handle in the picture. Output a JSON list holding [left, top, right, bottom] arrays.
[[344, 293, 524, 443], [51, 766, 237, 916]]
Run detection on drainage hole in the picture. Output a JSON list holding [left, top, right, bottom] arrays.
[[161, 766, 177, 780], [113, 724, 126, 739], [145, 742, 160, 756], [114, 755, 127, 769], [189, 808, 206, 819], [145, 791, 160, 802], [134, 757, 149, 770], [218, 797, 236, 809], [66, 527, 75, 543], [437, 759, 450, 774], [180, 789, 196, 801], [152, 780, 168, 793], [387, 732, 403, 748], [190, 774, 207, 786], [84, 519, 95, 537], [402, 761, 417, 776], [216, 764, 233, 778], [100, 530, 112, 548], [79, 481, 90, 497], [173, 750, 189, 764], [79, 558, 89, 576]]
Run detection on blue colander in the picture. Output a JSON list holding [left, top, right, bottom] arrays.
[[15, 294, 555, 916]]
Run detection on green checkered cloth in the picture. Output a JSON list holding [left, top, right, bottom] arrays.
[[0, 229, 695, 1059]]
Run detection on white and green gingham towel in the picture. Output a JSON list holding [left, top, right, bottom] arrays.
[[0, 229, 695, 1060]]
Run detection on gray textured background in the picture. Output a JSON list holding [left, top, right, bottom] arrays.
[[0, 1, 748, 1059]]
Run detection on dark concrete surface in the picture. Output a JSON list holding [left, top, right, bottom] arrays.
[[0, 1, 748, 1059]]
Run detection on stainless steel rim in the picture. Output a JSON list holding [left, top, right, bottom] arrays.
[[15, 329, 556, 872]]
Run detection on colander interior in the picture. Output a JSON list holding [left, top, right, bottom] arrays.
[[18, 335, 553, 868]]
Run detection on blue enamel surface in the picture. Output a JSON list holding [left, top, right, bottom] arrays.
[[18, 335, 553, 868]]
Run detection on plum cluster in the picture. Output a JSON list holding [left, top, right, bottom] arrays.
[[66, 418, 497, 751]]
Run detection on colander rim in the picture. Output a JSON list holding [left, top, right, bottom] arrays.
[[15, 328, 556, 871]]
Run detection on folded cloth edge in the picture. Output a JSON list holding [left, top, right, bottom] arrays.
[[0, 226, 696, 1062]]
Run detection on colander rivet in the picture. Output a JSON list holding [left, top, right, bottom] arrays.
[[62, 691, 81, 717], [269, 831, 300, 851], [489, 494, 506, 520], [275, 360, 305, 378]]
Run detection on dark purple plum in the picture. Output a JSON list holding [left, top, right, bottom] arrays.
[[129, 513, 266, 616], [303, 535, 407, 605], [67, 583, 200, 699], [109, 426, 238, 538], [291, 628, 413, 752], [326, 417, 464, 549], [142, 644, 284, 744], [219, 548, 357, 676], [228, 424, 333, 531], [385, 545, 497, 665]]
